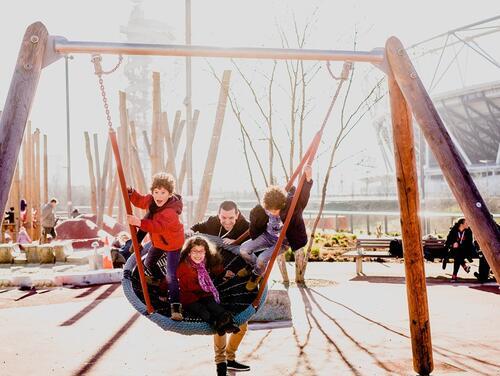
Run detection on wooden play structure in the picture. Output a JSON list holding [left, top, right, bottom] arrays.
[[1, 22, 500, 375], [0, 115, 49, 242]]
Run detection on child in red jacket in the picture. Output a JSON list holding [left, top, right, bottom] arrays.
[[177, 236, 240, 335], [127, 172, 184, 320]]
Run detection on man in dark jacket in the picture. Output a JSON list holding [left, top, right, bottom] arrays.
[[190, 200, 251, 375]]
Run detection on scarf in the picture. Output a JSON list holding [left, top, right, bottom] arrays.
[[189, 257, 220, 303]]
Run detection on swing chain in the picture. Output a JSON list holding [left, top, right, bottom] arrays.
[[91, 54, 123, 129]]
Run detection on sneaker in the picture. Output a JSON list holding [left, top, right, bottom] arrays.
[[216, 362, 227, 376], [451, 274, 458, 283], [227, 359, 250, 372], [246, 273, 262, 291], [237, 266, 252, 278], [170, 303, 183, 321], [462, 264, 471, 273]]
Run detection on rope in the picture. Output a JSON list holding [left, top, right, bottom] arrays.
[[122, 253, 268, 335]]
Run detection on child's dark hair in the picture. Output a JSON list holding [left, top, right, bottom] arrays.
[[180, 236, 222, 273], [151, 172, 175, 194], [262, 185, 287, 211]]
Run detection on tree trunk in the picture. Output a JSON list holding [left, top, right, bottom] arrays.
[[84, 131, 97, 214]]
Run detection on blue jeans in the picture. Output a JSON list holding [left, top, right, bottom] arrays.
[[144, 246, 180, 304], [239, 234, 287, 276], [196, 233, 241, 256]]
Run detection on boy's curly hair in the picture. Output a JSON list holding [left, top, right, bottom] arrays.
[[180, 236, 222, 273], [262, 185, 287, 211], [150, 172, 175, 193]]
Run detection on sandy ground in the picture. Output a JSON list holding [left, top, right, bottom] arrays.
[[0, 261, 498, 376]]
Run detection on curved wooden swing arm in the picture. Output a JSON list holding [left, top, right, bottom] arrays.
[[108, 129, 154, 314], [252, 132, 321, 308]]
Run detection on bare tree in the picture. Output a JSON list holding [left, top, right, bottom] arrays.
[[295, 59, 387, 283]]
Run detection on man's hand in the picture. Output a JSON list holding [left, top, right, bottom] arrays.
[[222, 238, 235, 245], [185, 229, 195, 238], [127, 215, 141, 227], [126, 186, 133, 194], [304, 164, 312, 182]]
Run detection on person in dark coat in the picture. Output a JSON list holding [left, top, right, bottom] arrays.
[[444, 218, 475, 282]]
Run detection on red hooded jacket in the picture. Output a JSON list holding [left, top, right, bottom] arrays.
[[129, 190, 185, 251]]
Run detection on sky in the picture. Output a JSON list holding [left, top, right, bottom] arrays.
[[0, 0, 499, 204]]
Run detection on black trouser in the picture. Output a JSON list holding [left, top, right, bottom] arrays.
[[452, 247, 466, 275], [185, 296, 226, 325]]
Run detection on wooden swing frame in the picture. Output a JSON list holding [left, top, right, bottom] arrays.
[[1, 22, 500, 375]]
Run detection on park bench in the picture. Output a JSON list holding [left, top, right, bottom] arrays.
[[343, 238, 397, 275], [344, 237, 452, 275]]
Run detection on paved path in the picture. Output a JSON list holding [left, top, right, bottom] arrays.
[[0, 262, 498, 375]]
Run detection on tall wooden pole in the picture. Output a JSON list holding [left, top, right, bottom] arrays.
[[43, 134, 48, 204], [26, 122, 33, 238], [93, 133, 102, 217], [178, 109, 199, 193], [97, 139, 111, 228], [151, 72, 162, 175], [386, 37, 500, 282], [185, 0, 194, 226], [34, 129, 41, 239], [0, 22, 48, 218], [194, 71, 231, 223], [162, 112, 176, 177], [84, 131, 97, 214], [388, 64, 433, 376]]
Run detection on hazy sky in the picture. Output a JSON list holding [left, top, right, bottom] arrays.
[[1, 0, 498, 201]]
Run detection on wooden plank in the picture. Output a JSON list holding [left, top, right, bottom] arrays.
[[26, 122, 33, 239], [0, 22, 48, 218], [386, 37, 500, 283], [194, 71, 231, 223], [387, 57, 433, 376], [84, 131, 97, 214]]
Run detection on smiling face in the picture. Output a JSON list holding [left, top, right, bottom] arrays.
[[152, 187, 171, 207], [218, 208, 238, 231], [189, 244, 206, 264]]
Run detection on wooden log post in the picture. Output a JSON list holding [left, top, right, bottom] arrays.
[[194, 71, 231, 223], [43, 134, 48, 204], [106, 171, 118, 217], [387, 62, 433, 376], [84, 131, 97, 214], [386, 37, 500, 282], [97, 139, 111, 228], [178, 110, 199, 193], [171, 111, 183, 155], [34, 129, 41, 239], [26, 122, 33, 239], [162, 112, 177, 178], [151, 72, 163, 175], [93, 133, 102, 216], [0, 22, 48, 219]]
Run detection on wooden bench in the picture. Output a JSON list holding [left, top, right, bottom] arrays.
[[344, 238, 397, 275]]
